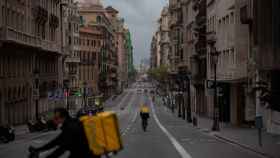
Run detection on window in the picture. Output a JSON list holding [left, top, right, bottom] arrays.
[[96, 16, 101, 23], [230, 12, 234, 24], [7, 9, 10, 26], [11, 11, 15, 27], [68, 22, 71, 31], [69, 36, 72, 45], [42, 24, 46, 39], [232, 48, 236, 65], [226, 15, 229, 25], [1, 6, 4, 25]]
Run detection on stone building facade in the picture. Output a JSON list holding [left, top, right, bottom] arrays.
[[78, 27, 101, 106], [78, 0, 118, 98], [246, 0, 280, 134], [205, 0, 250, 125], [0, 0, 63, 125], [158, 6, 171, 67], [150, 36, 157, 69], [114, 18, 128, 92], [154, 0, 280, 135], [62, 0, 81, 110]]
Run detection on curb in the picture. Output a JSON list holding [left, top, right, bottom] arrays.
[[213, 134, 275, 158], [0, 131, 58, 150], [152, 97, 277, 158]]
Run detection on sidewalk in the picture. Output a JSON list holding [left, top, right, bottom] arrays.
[[14, 125, 29, 139], [196, 117, 280, 158], [154, 95, 280, 158]]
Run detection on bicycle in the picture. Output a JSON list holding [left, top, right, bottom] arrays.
[[141, 118, 148, 132]]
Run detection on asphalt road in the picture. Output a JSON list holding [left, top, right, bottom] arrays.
[[0, 82, 265, 158]]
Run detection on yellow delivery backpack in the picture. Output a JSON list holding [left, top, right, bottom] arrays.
[[140, 105, 150, 113], [80, 111, 123, 156]]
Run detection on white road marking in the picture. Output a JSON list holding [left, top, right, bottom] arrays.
[[150, 98, 193, 158], [117, 92, 130, 111], [120, 92, 138, 136]]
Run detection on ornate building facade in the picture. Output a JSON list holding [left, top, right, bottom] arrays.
[[0, 0, 63, 125]]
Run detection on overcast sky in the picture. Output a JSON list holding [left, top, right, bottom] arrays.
[[103, 0, 168, 66], [80, 0, 168, 66]]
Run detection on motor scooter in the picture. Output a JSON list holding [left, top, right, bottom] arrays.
[[0, 125, 15, 143]]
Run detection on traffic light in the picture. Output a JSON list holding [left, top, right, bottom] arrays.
[[64, 91, 70, 97], [74, 91, 82, 97]]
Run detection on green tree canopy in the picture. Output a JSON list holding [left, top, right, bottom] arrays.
[[148, 65, 169, 83]]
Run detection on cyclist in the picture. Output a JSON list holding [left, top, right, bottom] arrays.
[[140, 104, 150, 132]]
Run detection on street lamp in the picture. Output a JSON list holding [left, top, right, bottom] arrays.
[[185, 74, 192, 123], [33, 69, 40, 121], [64, 80, 70, 111], [211, 46, 220, 131], [83, 82, 87, 107], [176, 75, 182, 118], [190, 55, 199, 126], [169, 73, 176, 113]]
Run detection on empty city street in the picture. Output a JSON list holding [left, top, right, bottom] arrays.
[[0, 83, 265, 158]]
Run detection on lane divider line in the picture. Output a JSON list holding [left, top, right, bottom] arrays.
[[120, 93, 138, 136], [150, 98, 193, 158]]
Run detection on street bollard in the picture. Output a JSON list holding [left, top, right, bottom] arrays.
[[255, 116, 263, 147]]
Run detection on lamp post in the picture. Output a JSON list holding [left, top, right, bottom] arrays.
[[33, 69, 40, 121], [190, 55, 199, 126], [176, 75, 182, 118], [211, 47, 220, 131], [180, 74, 186, 120], [83, 82, 87, 107], [186, 74, 192, 123], [64, 80, 70, 111], [170, 74, 175, 113]]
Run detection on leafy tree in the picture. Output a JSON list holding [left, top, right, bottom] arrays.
[[148, 65, 169, 83]]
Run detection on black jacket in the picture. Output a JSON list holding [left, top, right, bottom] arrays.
[[140, 112, 150, 120], [37, 118, 99, 158]]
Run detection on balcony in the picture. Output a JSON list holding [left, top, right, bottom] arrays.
[[0, 27, 61, 53], [65, 56, 80, 63]]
